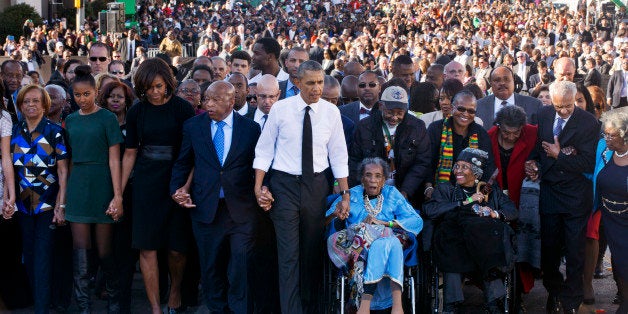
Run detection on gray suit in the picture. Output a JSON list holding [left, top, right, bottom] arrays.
[[606, 70, 627, 109], [476, 94, 542, 130], [339, 101, 362, 126]]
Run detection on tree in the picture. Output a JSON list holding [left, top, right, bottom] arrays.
[[0, 4, 43, 41]]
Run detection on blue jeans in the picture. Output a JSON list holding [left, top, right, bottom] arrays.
[[18, 210, 54, 314]]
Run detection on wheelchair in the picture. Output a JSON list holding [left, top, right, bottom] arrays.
[[322, 196, 420, 314], [415, 214, 520, 313]]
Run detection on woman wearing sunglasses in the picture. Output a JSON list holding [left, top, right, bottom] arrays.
[[425, 90, 495, 199]]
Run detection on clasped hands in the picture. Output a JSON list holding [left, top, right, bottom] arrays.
[[255, 186, 274, 211], [172, 187, 196, 208], [106, 196, 123, 222]]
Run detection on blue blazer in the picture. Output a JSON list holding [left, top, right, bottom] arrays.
[[170, 112, 261, 224]]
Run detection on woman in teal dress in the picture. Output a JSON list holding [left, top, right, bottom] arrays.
[[326, 157, 423, 314], [64, 65, 124, 313]]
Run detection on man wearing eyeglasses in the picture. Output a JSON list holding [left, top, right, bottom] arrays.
[[108, 61, 127, 80], [339, 70, 381, 126], [88, 42, 111, 75], [525, 81, 598, 314]]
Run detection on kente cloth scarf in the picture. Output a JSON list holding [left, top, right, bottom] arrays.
[[436, 118, 479, 183]]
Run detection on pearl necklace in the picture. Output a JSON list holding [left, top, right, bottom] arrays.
[[616, 150, 628, 158]]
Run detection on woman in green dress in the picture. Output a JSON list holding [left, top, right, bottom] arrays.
[[64, 65, 124, 313]]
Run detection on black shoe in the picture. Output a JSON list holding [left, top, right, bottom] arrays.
[[546, 295, 562, 314], [73, 249, 92, 313]]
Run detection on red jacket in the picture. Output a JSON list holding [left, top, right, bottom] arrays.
[[488, 124, 538, 209]]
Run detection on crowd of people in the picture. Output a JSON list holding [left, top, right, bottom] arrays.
[[0, 0, 627, 313]]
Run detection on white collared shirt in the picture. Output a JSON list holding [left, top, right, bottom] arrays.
[[253, 95, 349, 178], [211, 111, 234, 164], [253, 109, 268, 128], [622, 70, 628, 97], [248, 69, 290, 84], [236, 103, 249, 116], [493, 94, 516, 117], [553, 112, 571, 133], [359, 102, 371, 120]]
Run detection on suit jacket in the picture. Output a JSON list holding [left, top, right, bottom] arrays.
[[529, 106, 598, 215], [309, 46, 324, 64], [170, 112, 262, 224], [606, 70, 625, 109], [584, 68, 602, 87], [527, 73, 555, 89], [476, 94, 542, 130], [278, 80, 288, 100], [118, 37, 141, 63], [339, 101, 362, 126]]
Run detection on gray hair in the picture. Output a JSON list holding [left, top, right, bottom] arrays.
[[296, 60, 323, 79], [549, 81, 577, 99], [358, 157, 390, 180], [452, 90, 476, 108], [44, 84, 66, 100], [600, 107, 628, 144]]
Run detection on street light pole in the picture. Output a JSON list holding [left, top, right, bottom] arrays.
[[75, 0, 84, 33]]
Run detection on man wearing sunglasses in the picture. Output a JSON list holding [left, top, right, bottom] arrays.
[[340, 70, 381, 126], [88, 42, 111, 75]]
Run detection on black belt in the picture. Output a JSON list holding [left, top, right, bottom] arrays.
[[272, 169, 327, 180], [140, 145, 174, 161]]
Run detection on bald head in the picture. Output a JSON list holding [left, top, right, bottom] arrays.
[[340, 75, 359, 103], [205, 81, 235, 121], [553, 57, 576, 81], [194, 56, 212, 67], [211, 57, 228, 81], [344, 61, 365, 76], [256, 74, 279, 114], [444, 61, 465, 83]]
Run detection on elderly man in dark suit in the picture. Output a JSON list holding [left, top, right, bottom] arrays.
[[476, 66, 542, 130], [170, 81, 262, 313], [339, 70, 381, 126], [606, 55, 628, 109], [525, 81, 598, 314]]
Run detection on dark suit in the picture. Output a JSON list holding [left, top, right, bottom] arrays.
[[475, 94, 542, 130], [170, 112, 261, 313], [529, 106, 598, 310], [606, 70, 628, 109], [528, 72, 554, 89], [309, 46, 323, 64], [583, 68, 602, 87], [278, 80, 288, 100]]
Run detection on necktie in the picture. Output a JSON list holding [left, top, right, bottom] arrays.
[[214, 121, 225, 165], [359, 107, 370, 115], [302, 106, 313, 181], [262, 114, 268, 130], [553, 117, 564, 137], [129, 40, 134, 60], [291, 86, 300, 97], [501, 100, 508, 107]]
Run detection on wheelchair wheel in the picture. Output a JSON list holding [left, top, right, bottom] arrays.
[[417, 251, 440, 313]]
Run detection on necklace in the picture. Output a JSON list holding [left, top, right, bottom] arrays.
[[363, 194, 384, 217], [602, 197, 628, 214], [615, 150, 628, 158]]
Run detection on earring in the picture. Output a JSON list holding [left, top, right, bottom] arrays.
[[474, 179, 479, 184]]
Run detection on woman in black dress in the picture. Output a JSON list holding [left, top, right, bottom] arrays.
[[595, 108, 628, 314], [121, 58, 194, 314]]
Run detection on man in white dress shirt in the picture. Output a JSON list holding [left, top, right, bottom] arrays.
[[249, 74, 279, 128], [253, 61, 350, 313]]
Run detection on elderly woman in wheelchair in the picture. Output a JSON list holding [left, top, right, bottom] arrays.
[[326, 157, 423, 314], [424, 148, 518, 314]]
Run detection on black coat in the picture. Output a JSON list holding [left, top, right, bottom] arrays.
[[349, 112, 431, 201], [423, 182, 518, 276]]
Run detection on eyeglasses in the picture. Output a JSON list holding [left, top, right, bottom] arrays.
[[108, 94, 125, 99], [358, 82, 378, 89], [179, 88, 200, 95], [89, 56, 108, 62], [452, 163, 472, 171], [110, 71, 124, 75], [246, 95, 257, 102], [256, 94, 278, 100], [455, 106, 476, 115], [603, 132, 621, 141], [553, 103, 574, 110]]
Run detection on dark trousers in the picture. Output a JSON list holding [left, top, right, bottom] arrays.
[[619, 97, 628, 108], [540, 211, 588, 310], [252, 211, 280, 313], [113, 183, 138, 314], [50, 224, 73, 311], [18, 210, 54, 314], [192, 200, 255, 314], [269, 170, 331, 314]]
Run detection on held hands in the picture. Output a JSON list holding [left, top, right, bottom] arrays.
[[525, 160, 539, 181], [106, 196, 123, 222], [255, 186, 274, 211], [541, 136, 561, 159], [172, 187, 196, 208], [362, 214, 385, 225], [2, 200, 15, 220], [333, 198, 350, 220], [52, 203, 66, 225]]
